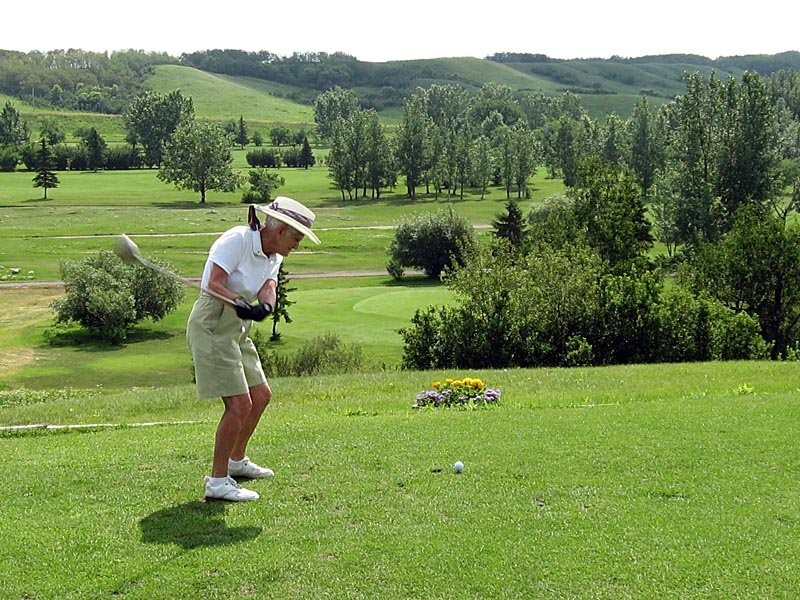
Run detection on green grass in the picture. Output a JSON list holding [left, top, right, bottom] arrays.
[[0, 276, 452, 389], [146, 65, 316, 127], [0, 166, 562, 281], [1, 361, 799, 598]]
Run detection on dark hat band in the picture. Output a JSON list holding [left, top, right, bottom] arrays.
[[268, 201, 313, 228]]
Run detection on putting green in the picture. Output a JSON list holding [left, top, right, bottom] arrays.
[[284, 285, 454, 364], [352, 289, 452, 319]]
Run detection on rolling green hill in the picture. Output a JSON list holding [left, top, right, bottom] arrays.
[[145, 65, 315, 126]]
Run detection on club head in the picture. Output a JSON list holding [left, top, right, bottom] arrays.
[[114, 234, 141, 264]]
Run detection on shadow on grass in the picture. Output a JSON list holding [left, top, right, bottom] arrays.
[[43, 326, 173, 350], [140, 500, 262, 549], [150, 200, 231, 210]]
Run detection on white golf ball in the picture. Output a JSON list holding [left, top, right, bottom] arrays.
[[453, 461, 464, 473]]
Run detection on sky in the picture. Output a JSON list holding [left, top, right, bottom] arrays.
[[4, 0, 799, 62]]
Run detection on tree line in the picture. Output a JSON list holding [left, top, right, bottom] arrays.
[[0, 49, 174, 114]]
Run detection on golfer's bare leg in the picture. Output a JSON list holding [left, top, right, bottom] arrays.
[[211, 393, 253, 478], [230, 382, 271, 461]]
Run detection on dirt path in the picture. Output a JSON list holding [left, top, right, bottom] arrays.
[[0, 269, 420, 289]]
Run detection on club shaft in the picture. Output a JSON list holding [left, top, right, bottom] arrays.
[[135, 256, 236, 306]]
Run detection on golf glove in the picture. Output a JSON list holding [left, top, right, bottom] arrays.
[[234, 297, 273, 322]]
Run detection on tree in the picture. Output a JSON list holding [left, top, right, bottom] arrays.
[[388, 209, 478, 279], [570, 158, 653, 270], [363, 111, 394, 198], [39, 118, 65, 145], [235, 115, 249, 149], [601, 114, 627, 166], [715, 72, 781, 229], [510, 125, 539, 198], [670, 71, 723, 246], [681, 207, 800, 358], [0, 100, 29, 147], [158, 119, 242, 203], [298, 136, 315, 169], [269, 125, 291, 146], [650, 167, 682, 257], [123, 90, 194, 167], [469, 135, 494, 199], [270, 264, 296, 340], [313, 86, 359, 141], [395, 89, 432, 199], [242, 168, 285, 203], [492, 198, 528, 249], [32, 138, 59, 199], [627, 96, 662, 196], [83, 127, 107, 171]]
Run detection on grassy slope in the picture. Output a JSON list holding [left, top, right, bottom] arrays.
[[145, 65, 316, 126]]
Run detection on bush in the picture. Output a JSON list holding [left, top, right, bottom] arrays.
[[388, 208, 478, 279], [104, 144, 143, 170], [400, 242, 769, 370], [51, 251, 184, 344], [246, 148, 281, 168], [253, 331, 366, 377], [0, 146, 19, 171]]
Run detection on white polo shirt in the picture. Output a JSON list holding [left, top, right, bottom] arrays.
[[200, 226, 283, 302]]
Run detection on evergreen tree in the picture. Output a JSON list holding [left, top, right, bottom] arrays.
[[32, 138, 59, 199], [235, 115, 249, 149], [299, 136, 315, 169], [492, 198, 528, 249], [271, 264, 296, 340], [84, 127, 107, 171]]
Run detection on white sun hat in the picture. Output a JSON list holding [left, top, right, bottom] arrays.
[[251, 196, 320, 244]]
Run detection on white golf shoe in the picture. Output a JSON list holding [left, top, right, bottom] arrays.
[[204, 476, 259, 502], [228, 457, 275, 479]]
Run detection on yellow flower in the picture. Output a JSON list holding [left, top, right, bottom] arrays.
[[432, 381, 441, 389]]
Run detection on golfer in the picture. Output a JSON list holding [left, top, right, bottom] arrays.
[[187, 197, 320, 501]]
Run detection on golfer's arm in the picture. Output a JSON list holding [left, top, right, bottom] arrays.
[[207, 263, 240, 303], [258, 280, 277, 309]]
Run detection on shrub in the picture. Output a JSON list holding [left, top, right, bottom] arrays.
[[246, 148, 281, 168], [241, 168, 285, 203], [104, 144, 142, 170], [388, 208, 478, 279], [400, 242, 769, 370], [0, 146, 18, 171], [253, 331, 366, 377], [51, 251, 184, 344]]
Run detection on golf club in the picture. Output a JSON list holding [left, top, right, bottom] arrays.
[[113, 233, 236, 306]]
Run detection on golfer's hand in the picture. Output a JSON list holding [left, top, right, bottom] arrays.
[[234, 297, 256, 320], [234, 297, 273, 321], [250, 302, 273, 322]]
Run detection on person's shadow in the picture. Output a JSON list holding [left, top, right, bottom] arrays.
[[139, 501, 262, 549]]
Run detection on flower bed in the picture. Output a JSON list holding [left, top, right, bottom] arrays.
[[413, 377, 501, 409]]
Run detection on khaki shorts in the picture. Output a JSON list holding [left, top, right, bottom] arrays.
[[186, 295, 267, 399]]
